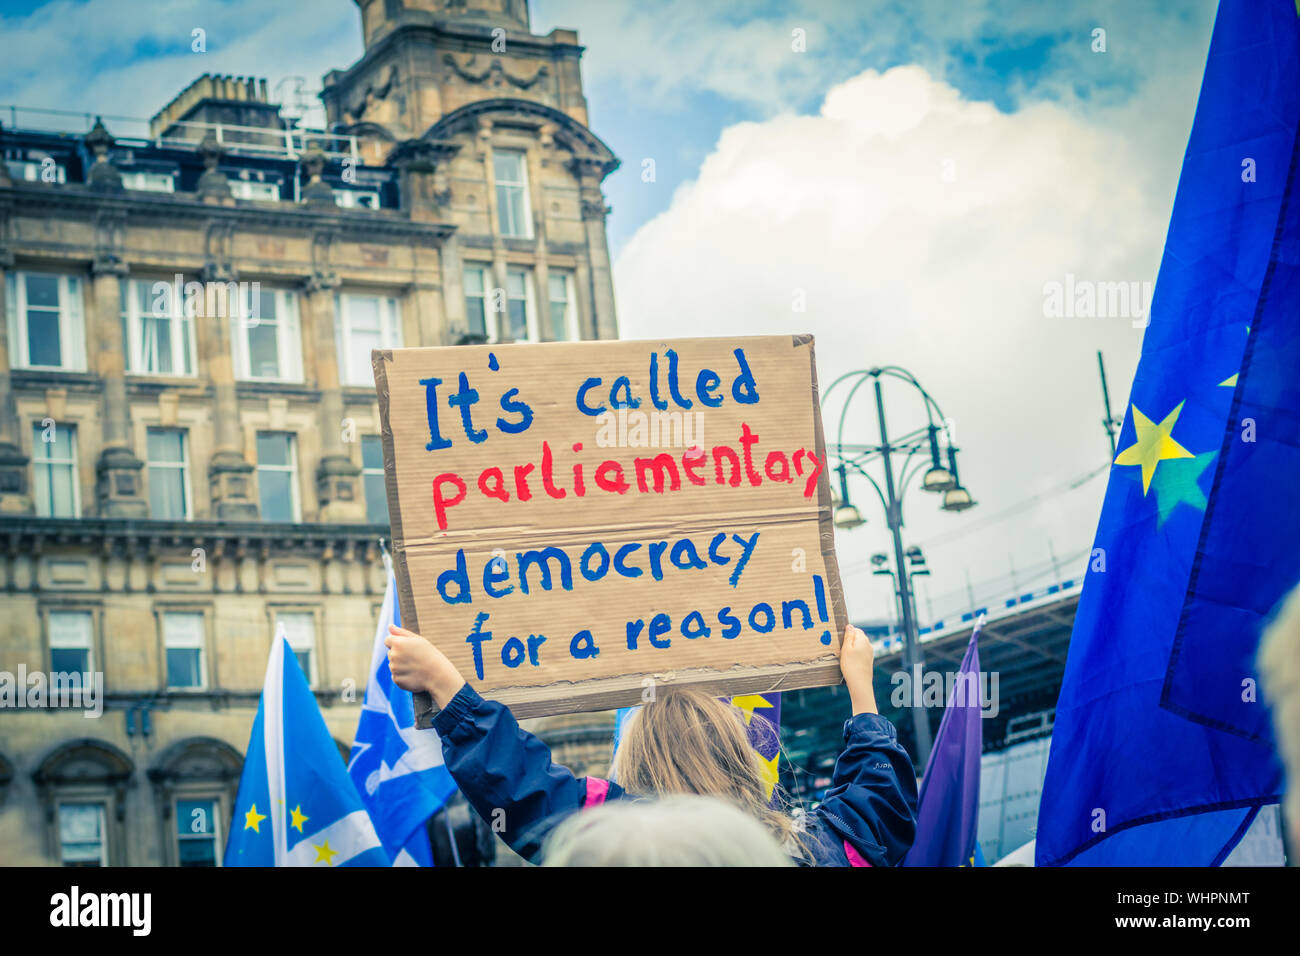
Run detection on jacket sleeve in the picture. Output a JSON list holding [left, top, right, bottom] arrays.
[[431, 683, 588, 863], [810, 712, 919, 866]]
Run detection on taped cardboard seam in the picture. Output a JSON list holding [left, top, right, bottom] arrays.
[[380, 335, 845, 727]]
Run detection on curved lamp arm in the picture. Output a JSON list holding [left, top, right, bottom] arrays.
[[842, 458, 890, 515]]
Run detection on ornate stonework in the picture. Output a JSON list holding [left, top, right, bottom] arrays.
[[0, 0, 619, 866]]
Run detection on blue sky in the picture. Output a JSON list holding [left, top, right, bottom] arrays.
[[0, 0, 1214, 256], [0, 0, 1223, 618]]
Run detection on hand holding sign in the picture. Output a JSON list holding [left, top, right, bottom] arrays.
[[836, 624, 879, 716], [384, 625, 465, 708], [374, 334, 847, 722]]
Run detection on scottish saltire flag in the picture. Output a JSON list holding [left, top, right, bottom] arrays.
[[904, 624, 983, 867], [225, 625, 390, 866], [613, 693, 782, 802], [347, 561, 457, 866], [1037, 0, 1298, 866]]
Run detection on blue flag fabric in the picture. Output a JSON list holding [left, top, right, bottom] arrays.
[[903, 624, 983, 867], [225, 627, 391, 866], [347, 565, 457, 866], [1036, 0, 1297, 866]]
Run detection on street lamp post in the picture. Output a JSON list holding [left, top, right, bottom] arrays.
[[822, 366, 977, 767]]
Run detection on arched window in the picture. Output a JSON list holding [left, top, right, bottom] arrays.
[[147, 737, 243, 867], [33, 739, 134, 866]]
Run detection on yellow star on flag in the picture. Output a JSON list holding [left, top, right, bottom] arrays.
[[290, 805, 309, 832], [756, 751, 780, 801], [313, 840, 338, 866], [731, 694, 775, 725], [243, 804, 266, 833], [1114, 401, 1194, 494]]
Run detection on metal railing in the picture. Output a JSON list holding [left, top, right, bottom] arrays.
[[869, 568, 1085, 656], [1, 104, 359, 162]]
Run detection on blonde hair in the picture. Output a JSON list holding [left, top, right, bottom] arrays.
[[1260, 583, 1300, 852], [610, 688, 812, 862], [543, 795, 793, 867]]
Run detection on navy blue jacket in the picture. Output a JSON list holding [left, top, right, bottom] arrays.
[[431, 684, 919, 866]]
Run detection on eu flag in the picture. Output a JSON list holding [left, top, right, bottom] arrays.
[[1036, 0, 1297, 865], [225, 626, 391, 866]]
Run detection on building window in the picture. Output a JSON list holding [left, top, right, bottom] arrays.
[[493, 149, 532, 238], [121, 170, 176, 193], [279, 612, 317, 685], [163, 611, 207, 690], [334, 293, 401, 386], [229, 179, 280, 201], [49, 610, 93, 675], [547, 272, 576, 341], [120, 278, 196, 377], [464, 267, 534, 341], [334, 188, 381, 209], [31, 422, 79, 518], [256, 433, 300, 523], [505, 268, 534, 341], [5, 272, 85, 371], [464, 266, 490, 339], [6, 157, 66, 183], [176, 798, 221, 867], [146, 428, 190, 520], [59, 803, 107, 866], [233, 287, 302, 382], [362, 436, 387, 523]]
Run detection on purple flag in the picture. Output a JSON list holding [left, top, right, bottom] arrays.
[[903, 624, 983, 866]]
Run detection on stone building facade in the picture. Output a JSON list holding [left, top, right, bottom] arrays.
[[0, 0, 619, 866]]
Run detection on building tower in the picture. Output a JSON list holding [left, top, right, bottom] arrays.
[[0, 0, 618, 866]]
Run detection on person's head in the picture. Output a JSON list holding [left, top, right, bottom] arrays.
[[543, 794, 794, 867], [1260, 583, 1300, 854], [610, 688, 807, 859]]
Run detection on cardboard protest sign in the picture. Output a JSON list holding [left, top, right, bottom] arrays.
[[373, 334, 847, 723]]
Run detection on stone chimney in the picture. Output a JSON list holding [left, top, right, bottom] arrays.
[[149, 74, 285, 145]]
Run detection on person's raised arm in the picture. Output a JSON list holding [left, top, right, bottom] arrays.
[[385, 625, 595, 861], [812, 625, 918, 865]]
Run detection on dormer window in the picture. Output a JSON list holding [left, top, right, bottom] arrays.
[[334, 188, 381, 209], [5, 157, 65, 183], [121, 170, 176, 193], [230, 179, 280, 201]]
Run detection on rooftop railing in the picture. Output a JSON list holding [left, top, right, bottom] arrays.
[[1, 104, 359, 162]]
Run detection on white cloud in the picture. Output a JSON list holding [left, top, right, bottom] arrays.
[[612, 64, 1179, 621]]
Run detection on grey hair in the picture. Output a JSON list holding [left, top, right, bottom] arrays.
[[1260, 583, 1300, 851], [542, 795, 794, 867]]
